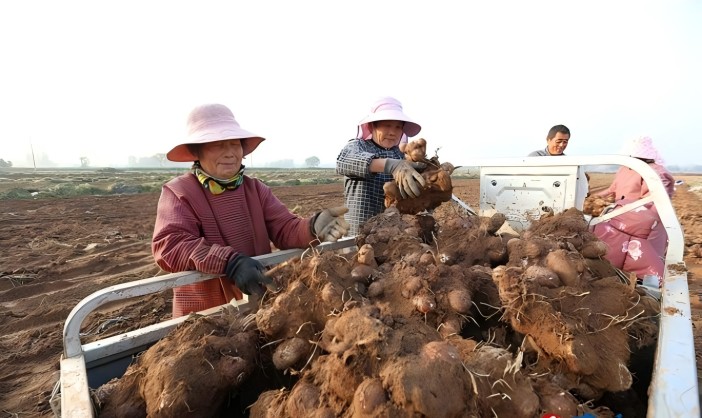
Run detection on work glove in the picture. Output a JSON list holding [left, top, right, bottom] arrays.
[[225, 254, 272, 296], [313, 206, 350, 242], [384, 159, 426, 199]]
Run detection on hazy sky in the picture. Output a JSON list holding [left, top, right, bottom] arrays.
[[1, 1, 700, 168]]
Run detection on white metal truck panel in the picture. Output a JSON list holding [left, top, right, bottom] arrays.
[[480, 165, 578, 232]]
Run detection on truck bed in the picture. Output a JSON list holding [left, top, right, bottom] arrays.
[[58, 156, 699, 417]]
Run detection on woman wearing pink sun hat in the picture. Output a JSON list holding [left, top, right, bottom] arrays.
[[153, 103, 350, 317], [593, 135, 675, 286], [597, 136, 674, 201], [337, 97, 426, 236]]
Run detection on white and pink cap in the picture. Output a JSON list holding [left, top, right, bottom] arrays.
[[620, 136, 664, 164]]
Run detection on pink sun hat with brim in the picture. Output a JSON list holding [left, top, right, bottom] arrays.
[[619, 136, 664, 164], [166, 103, 265, 162], [356, 97, 421, 140]]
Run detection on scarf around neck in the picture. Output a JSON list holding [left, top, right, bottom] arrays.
[[192, 161, 246, 195]]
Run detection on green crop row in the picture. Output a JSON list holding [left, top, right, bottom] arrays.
[[0, 182, 164, 200]]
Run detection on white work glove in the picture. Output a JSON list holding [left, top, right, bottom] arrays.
[[384, 159, 426, 199], [313, 206, 350, 242]]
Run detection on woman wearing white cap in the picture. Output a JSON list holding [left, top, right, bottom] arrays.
[[336, 97, 426, 236], [593, 136, 675, 286], [152, 103, 349, 317]]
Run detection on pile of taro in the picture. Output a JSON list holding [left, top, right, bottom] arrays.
[[94, 203, 660, 417]]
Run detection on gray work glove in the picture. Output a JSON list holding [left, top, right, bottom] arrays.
[[384, 159, 426, 199], [313, 206, 350, 242]]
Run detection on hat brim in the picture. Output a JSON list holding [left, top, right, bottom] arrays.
[[357, 110, 421, 140], [167, 132, 265, 162]]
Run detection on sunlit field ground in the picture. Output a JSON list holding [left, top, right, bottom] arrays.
[[0, 167, 481, 200]]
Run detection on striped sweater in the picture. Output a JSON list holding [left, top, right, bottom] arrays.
[[152, 173, 315, 317]]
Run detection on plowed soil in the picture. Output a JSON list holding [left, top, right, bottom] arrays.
[[1, 175, 701, 417]]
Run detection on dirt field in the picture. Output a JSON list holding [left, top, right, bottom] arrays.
[[1, 174, 701, 416]]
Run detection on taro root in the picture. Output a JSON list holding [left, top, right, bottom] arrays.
[[351, 378, 388, 417], [524, 237, 551, 259], [438, 315, 462, 338], [104, 194, 658, 418], [96, 308, 258, 418], [447, 288, 472, 314], [256, 281, 316, 338], [93, 378, 145, 417], [523, 265, 561, 288], [534, 379, 579, 417], [383, 141, 456, 214], [379, 341, 475, 417], [420, 340, 460, 362], [404, 137, 427, 162], [401, 276, 423, 299], [241, 203, 656, 417], [285, 381, 322, 415], [272, 337, 310, 370], [320, 281, 345, 311], [545, 249, 582, 287], [489, 208, 656, 399], [366, 279, 385, 298], [350, 264, 375, 282], [485, 235, 508, 264], [479, 212, 507, 235], [419, 251, 436, 265], [583, 194, 615, 216], [356, 244, 378, 267], [319, 306, 388, 355], [580, 240, 608, 259], [413, 292, 436, 314]]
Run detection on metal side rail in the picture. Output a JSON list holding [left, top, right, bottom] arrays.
[[654, 264, 699, 416], [59, 238, 356, 418]]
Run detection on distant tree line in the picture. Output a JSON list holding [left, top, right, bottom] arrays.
[[265, 159, 295, 168], [127, 153, 188, 168], [0, 159, 12, 168], [263, 157, 322, 168], [667, 165, 702, 174], [305, 156, 320, 167]]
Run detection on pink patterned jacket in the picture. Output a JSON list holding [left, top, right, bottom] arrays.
[[593, 162, 675, 284]]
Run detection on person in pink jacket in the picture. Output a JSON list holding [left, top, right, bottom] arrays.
[[152, 103, 349, 317], [597, 136, 674, 202], [594, 136, 675, 284]]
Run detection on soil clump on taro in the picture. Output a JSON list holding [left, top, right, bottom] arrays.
[[94, 202, 659, 417]]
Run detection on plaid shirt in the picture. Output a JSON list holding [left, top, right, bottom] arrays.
[[336, 138, 403, 235]]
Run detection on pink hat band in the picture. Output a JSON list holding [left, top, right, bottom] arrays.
[[356, 97, 421, 140], [167, 104, 265, 162]]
